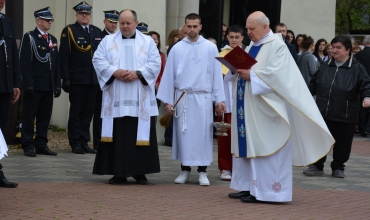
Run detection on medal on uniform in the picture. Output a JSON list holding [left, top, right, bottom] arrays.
[[38, 34, 42, 39]]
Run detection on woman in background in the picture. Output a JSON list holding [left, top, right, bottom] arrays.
[[296, 34, 304, 55], [148, 31, 166, 109], [165, 29, 180, 54], [286, 30, 296, 45], [313, 38, 328, 64]]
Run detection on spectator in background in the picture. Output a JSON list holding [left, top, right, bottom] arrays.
[[221, 23, 229, 47], [297, 34, 318, 86], [165, 29, 180, 54], [286, 30, 295, 45], [208, 37, 217, 45], [274, 23, 297, 62], [353, 45, 361, 54], [305, 35, 370, 178], [296, 34, 304, 55], [322, 44, 333, 62], [148, 31, 166, 109], [313, 39, 328, 64], [355, 35, 370, 137]]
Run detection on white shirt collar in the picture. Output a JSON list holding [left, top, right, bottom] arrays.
[[37, 27, 47, 35], [105, 29, 114, 35], [252, 30, 273, 46], [80, 24, 90, 30]]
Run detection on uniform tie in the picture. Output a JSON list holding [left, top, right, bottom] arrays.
[[84, 27, 89, 33]]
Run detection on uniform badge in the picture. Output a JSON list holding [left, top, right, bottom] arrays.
[[38, 34, 42, 38], [77, 41, 80, 43], [61, 34, 66, 38], [41, 47, 46, 50], [95, 38, 101, 40], [78, 37, 84, 40]]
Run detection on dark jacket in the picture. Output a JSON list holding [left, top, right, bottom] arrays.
[[285, 39, 298, 63], [309, 55, 370, 123], [59, 21, 102, 85], [101, 29, 110, 39], [19, 28, 61, 92], [354, 47, 370, 77], [0, 13, 21, 93]]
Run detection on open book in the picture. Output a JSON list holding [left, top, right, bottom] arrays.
[[215, 46, 257, 73]]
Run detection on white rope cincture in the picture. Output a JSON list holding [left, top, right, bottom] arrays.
[[174, 90, 187, 132], [0, 38, 7, 62], [28, 34, 51, 70]]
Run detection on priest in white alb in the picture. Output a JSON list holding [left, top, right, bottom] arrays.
[[157, 13, 226, 186], [92, 9, 161, 185], [227, 11, 335, 203]]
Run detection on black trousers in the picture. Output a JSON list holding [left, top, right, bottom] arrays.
[[68, 84, 98, 148], [314, 120, 355, 171], [93, 89, 102, 147], [359, 106, 370, 135], [21, 91, 53, 150], [181, 164, 207, 173], [0, 93, 10, 132]]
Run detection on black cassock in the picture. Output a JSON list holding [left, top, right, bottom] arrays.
[[93, 116, 160, 177]]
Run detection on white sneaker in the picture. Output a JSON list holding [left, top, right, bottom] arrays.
[[198, 172, 210, 186], [174, 171, 191, 184], [220, 170, 232, 181]]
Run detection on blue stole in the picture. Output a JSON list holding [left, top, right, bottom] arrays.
[[236, 45, 262, 157]]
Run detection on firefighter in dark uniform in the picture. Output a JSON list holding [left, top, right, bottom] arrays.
[[92, 10, 118, 150], [20, 7, 61, 157], [59, 1, 102, 154], [0, 0, 20, 188]]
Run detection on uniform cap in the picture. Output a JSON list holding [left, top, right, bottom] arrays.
[[34, 7, 54, 20]]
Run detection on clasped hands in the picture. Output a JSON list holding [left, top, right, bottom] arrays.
[[165, 102, 226, 116], [113, 69, 138, 82]]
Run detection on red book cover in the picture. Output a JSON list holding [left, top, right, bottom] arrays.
[[216, 46, 258, 73]]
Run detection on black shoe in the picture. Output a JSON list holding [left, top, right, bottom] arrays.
[[360, 133, 368, 137], [93, 145, 99, 150], [0, 171, 18, 188], [164, 140, 172, 147], [72, 146, 85, 154], [228, 191, 250, 199], [240, 195, 263, 203], [133, 175, 147, 185], [36, 147, 57, 156], [108, 176, 128, 184], [24, 148, 36, 157], [81, 144, 97, 154]]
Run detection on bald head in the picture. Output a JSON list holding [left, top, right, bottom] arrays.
[[246, 11, 270, 42]]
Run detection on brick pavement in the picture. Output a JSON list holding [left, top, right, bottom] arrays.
[[0, 135, 369, 219]]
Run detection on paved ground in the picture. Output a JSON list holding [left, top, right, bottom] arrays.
[[0, 135, 369, 219]]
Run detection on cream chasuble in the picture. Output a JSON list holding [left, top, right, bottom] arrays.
[[92, 30, 160, 145], [229, 32, 334, 166], [228, 31, 334, 202]]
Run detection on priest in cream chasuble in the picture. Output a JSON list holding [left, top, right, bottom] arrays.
[[92, 10, 161, 184], [227, 12, 334, 203]]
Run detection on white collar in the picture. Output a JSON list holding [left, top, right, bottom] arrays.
[[80, 24, 89, 29], [37, 27, 47, 35], [105, 29, 114, 35], [252, 30, 273, 46]]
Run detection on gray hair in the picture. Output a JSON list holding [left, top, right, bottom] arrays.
[[257, 15, 270, 26], [363, 35, 370, 45], [345, 34, 355, 44]]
